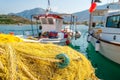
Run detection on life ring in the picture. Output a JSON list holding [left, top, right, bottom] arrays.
[[75, 31, 81, 39]]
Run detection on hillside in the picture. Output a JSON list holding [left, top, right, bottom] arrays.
[[14, 8, 58, 19], [0, 15, 31, 24], [9, 4, 107, 23], [73, 2, 120, 23], [8, 2, 120, 24]]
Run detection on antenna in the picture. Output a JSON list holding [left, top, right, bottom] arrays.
[[46, 0, 51, 15], [48, 0, 50, 8]]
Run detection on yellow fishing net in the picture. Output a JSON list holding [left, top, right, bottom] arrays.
[[0, 34, 23, 43], [0, 34, 98, 80]]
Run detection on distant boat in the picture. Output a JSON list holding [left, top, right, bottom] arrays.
[[88, 1, 120, 64], [33, 13, 76, 45], [23, 0, 81, 45]]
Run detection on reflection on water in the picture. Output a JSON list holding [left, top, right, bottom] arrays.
[[0, 25, 39, 36], [71, 25, 88, 55], [87, 43, 120, 80]]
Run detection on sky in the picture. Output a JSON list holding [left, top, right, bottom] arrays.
[[0, 0, 119, 14]]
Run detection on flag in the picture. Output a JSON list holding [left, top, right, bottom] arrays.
[[89, 2, 97, 13]]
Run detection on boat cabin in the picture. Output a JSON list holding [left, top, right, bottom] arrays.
[[93, 9, 120, 28], [34, 14, 63, 33], [106, 12, 120, 28]]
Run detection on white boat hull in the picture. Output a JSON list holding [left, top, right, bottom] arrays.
[[90, 35, 120, 64], [39, 38, 67, 45]]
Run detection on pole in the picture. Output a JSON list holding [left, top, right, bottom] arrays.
[[75, 16, 77, 31], [70, 14, 73, 30], [88, 0, 94, 32], [47, 0, 51, 12], [48, 0, 50, 7], [73, 16, 75, 31], [36, 20, 39, 37], [31, 15, 34, 36]]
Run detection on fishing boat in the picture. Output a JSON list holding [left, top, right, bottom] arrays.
[[88, 1, 120, 64], [27, 0, 81, 45], [32, 13, 76, 45]]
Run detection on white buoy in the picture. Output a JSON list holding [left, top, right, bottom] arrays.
[[75, 31, 81, 40], [95, 40, 100, 52], [87, 34, 91, 42]]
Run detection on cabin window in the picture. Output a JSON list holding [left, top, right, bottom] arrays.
[[48, 18, 54, 24], [106, 15, 120, 28], [41, 18, 54, 24], [41, 18, 47, 24]]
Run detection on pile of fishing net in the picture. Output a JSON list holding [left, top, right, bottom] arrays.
[[0, 34, 23, 43], [0, 34, 98, 80]]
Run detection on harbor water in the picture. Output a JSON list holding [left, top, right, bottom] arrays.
[[0, 25, 120, 80]]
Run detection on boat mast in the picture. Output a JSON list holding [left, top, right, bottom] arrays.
[[89, 0, 101, 31], [89, 0, 94, 32], [46, 0, 51, 15]]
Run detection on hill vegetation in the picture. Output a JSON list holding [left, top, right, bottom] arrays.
[[0, 15, 31, 24]]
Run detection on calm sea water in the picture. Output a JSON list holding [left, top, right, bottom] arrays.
[[0, 25, 120, 80], [0, 25, 39, 36]]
